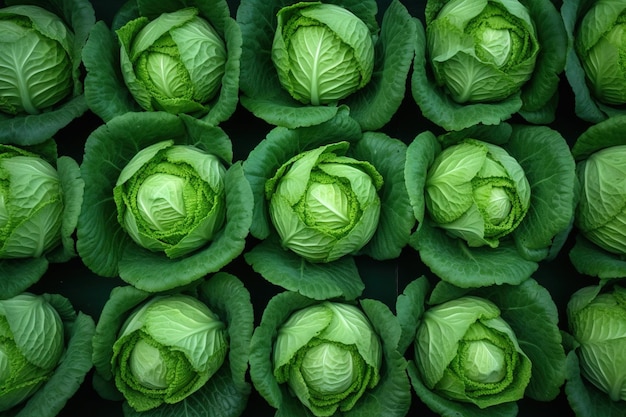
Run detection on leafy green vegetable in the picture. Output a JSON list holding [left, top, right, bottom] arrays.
[[83, 0, 241, 126], [0, 0, 94, 145], [272, 2, 374, 106], [77, 111, 252, 293], [405, 123, 576, 287], [0, 141, 83, 299], [562, 0, 626, 122], [413, 0, 566, 130], [424, 138, 531, 248], [243, 109, 414, 300], [0, 292, 95, 416], [570, 115, 626, 279], [237, 0, 417, 131], [92, 272, 253, 417], [249, 290, 411, 417], [398, 276, 567, 417], [567, 284, 626, 403], [113, 140, 227, 259]]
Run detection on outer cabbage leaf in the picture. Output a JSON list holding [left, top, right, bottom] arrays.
[[0, 0, 94, 145], [77, 112, 252, 293]]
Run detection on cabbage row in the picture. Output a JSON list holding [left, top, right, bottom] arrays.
[[0, 1, 625, 417]]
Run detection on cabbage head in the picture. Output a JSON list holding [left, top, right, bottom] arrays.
[[0, 293, 64, 411], [272, 2, 375, 106], [427, 0, 540, 103], [0, 5, 74, 115], [266, 141, 382, 263], [113, 139, 226, 259], [567, 284, 626, 402], [116, 7, 227, 115], [273, 301, 382, 417], [425, 138, 531, 248], [575, 144, 626, 255], [0, 144, 64, 259], [111, 294, 228, 412], [414, 295, 532, 408], [575, 0, 626, 106]]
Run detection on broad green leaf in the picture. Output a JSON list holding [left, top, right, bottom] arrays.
[[244, 236, 364, 300], [569, 234, 626, 279]]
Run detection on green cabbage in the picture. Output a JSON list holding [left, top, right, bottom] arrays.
[[272, 2, 375, 105], [113, 139, 226, 259], [0, 293, 64, 411], [116, 7, 227, 115], [568, 284, 626, 402], [414, 295, 532, 408], [265, 141, 383, 263], [425, 139, 531, 248], [426, 0, 539, 103], [111, 294, 228, 411]]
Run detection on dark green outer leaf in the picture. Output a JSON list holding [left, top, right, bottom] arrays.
[[344, 0, 416, 131], [352, 132, 415, 260], [0, 258, 48, 300], [0, 96, 88, 146], [404, 131, 439, 224], [410, 19, 523, 131], [476, 279, 567, 402], [395, 276, 430, 355], [83, 21, 142, 122], [411, 219, 538, 288], [569, 235, 626, 279], [244, 236, 364, 301], [242, 109, 362, 240], [571, 114, 626, 161], [507, 125, 576, 262], [518, 0, 567, 120], [564, 350, 626, 417], [46, 156, 84, 264], [350, 299, 411, 417]]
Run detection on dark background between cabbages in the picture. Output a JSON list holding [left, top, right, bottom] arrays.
[[2, 0, 601, 415]]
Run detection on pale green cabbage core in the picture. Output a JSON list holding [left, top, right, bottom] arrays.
[[415, 296, 533, 409], [272, 2, 375, 106], [112, 295, 228, 412], [266, 143, 383, 263], [425, 139, 531, 248], [575, 145, 626, 255], [301, 342, 355, 395], [0, 146, 64, 259], [568, 285, 626, 402], [119, 8, 227, 114], [0, 9, 73, 115], [114, 141, 227, 259], [428, 0, 539, 103], [129, 339, 169, 390], [273, 302, 382, 417], [577, 6, 626, 105]]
